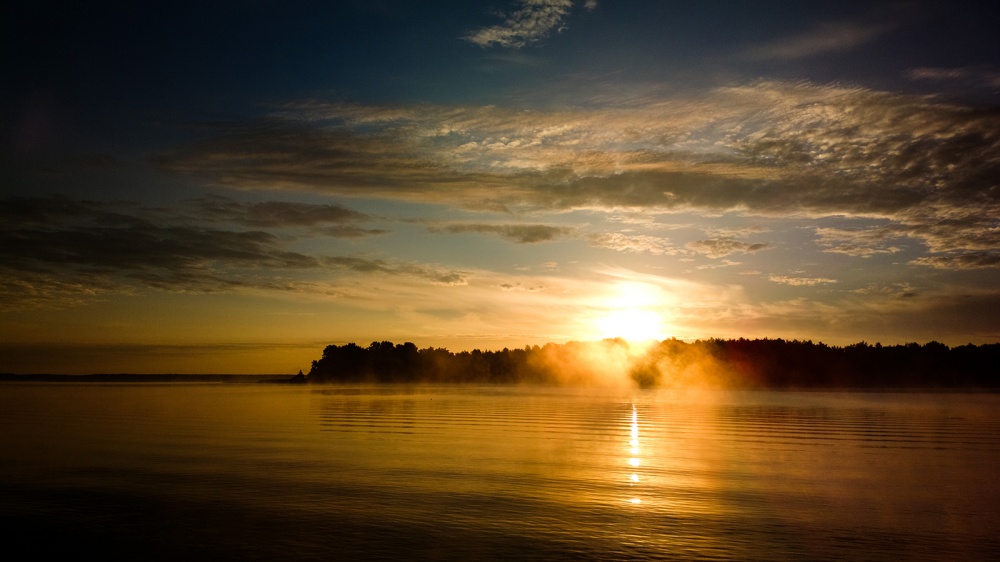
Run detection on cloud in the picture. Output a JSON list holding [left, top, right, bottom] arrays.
[[164, 81, 1000, 270], [815, 226, 905, 257], [852, 283, 916, 298], [587, 233, 678, 255], [0, 270, 121, 311], [1, 217, 318, 273], [707, 226, 770, 238], [433, 223, 570, 243], [498, 282, 546, 291], [694, 259, 742, 270], [464, 0, 574, 49], [162, 119, 512, 203], [0, 214, 319, 301], [906, 66, 1000, 90], [315, 226, 388, 238], [0, 196, 462, 307], [744, 20, 891, 60], [909, 253, 1000, 270], [325, 256, 468, 285], [191, 195, 371, 227], [686, 238, 769, 258], [769, 275, 838, 286]]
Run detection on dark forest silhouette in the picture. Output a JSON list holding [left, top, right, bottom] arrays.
[[308, 339, 1000, 388]]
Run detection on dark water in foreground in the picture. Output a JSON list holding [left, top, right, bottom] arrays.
[[1, 384, 998, 560]]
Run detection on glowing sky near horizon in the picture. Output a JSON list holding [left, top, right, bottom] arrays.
[[2, 1, 999, 373]]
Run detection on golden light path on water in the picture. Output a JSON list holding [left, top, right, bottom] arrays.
[[629, 403, 641, 505]]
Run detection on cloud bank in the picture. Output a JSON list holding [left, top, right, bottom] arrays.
[[163, 81, 1000, 269], [0, 196, 462, 307]]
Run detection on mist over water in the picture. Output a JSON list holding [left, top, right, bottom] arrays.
[[2, 383, 998, 560]]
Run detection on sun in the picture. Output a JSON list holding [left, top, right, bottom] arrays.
[[596, 308, 664, 342], [592, 281, 667, 343]]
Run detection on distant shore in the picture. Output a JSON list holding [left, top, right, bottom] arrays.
[[306, 338, 1000, 389], [4, 338, 998, 389]]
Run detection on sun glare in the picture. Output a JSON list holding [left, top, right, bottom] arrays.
[[593, 281, 666, 343], [597, 309, 663, 342]]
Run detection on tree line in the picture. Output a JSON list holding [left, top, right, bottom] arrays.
[[307, 338, 1000, 388]]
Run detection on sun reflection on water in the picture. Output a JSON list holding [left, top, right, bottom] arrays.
[[628, 403, 641, 505]]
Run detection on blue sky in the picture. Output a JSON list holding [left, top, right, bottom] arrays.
[[3, 1, 1000, 373]]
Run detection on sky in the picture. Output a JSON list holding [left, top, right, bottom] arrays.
[[2, 0, 1000, 374]]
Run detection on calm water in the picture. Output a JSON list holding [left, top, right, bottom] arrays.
[[1, 384, 998, 560]]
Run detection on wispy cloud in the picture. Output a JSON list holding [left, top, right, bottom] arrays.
[[769, 275, 838, 286], [464, 0, 575, 49], [191, 195, 370, 227], [587, 233, 678, 255], [852, 282, 916, 298], [909, 253, 1000, 270], [744, 20, 891, 60], [906, 66, 1000, 90], [694, 259, 742, 271], [815, 226, 905, 257], [498, 282, 546, 292], [686, 239, 769, 258], [324, 256, 468, 285], [432, 223, 571, 243], [0, 270, 121, 311], [189, 195, 388, 237]]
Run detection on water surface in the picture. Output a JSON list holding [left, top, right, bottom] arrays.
[[2, 384, 998, 560]]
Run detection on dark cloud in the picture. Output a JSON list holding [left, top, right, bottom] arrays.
[[0, 202, 319, 303], [498, 282, 545, 291], [191, 195, 371, 227], [0, 195, 95, 224], [434, 223, 570, 243], [325, 256, 467, 285], [909, 253, 1000, 270], [686, 239, 770, 258], [0, 195, 146, 228], [160, 121, 510, 202], [896, 211, 1000, 254], [1, 221, 317, 272], [0, 196, 454, 307], [317, 226, 388, 238], [190, 196, 388, 237]]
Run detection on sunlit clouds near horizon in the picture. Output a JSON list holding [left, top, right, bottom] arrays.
[[2, 0, 999, 373]]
